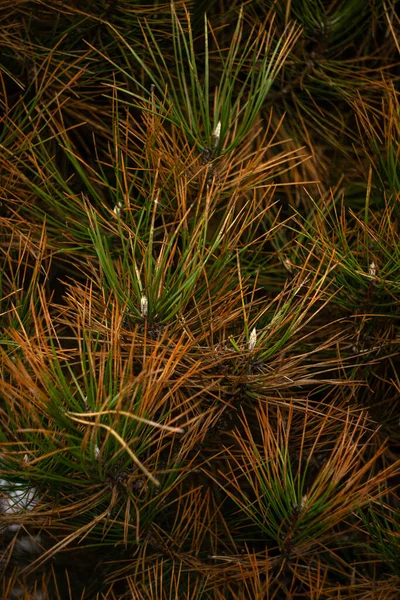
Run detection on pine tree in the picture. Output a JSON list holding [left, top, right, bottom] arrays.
[[0, 1, 399, 598]]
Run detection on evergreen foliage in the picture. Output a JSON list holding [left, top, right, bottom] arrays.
[[0, 1, 399, 598]]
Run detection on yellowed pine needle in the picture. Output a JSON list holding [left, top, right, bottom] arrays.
[[18, 445, 74, 466], [66, 409, 184, 433]]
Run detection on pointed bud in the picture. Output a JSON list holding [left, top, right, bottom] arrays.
[[113, 202, 122, 215], [140, 295, 148, 318], [248, 327, 257, 350], [369, 261, 376, 277], [94, 445, 100, 460], [283, 256, 293, 273], [212, 121, 221, 147]]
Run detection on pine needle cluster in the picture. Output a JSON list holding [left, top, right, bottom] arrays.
[[0, 1, 399, 598]]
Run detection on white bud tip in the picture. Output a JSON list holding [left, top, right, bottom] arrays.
[[140, 295, 148, 318], [249, 327, 257, 350], [283, 257, 293, 273], [212, 121, 221, 147], [113, 202, 122, 215], [369, 261, 376, 277], [94, 445, 100, 460]]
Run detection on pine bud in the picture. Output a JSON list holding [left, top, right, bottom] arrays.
[[248, 327, 257, 350], [212, 121, 221, 147], [113, 202, 122, 215], [140, 295, 148, 318], [369, 261, 376, 277]]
